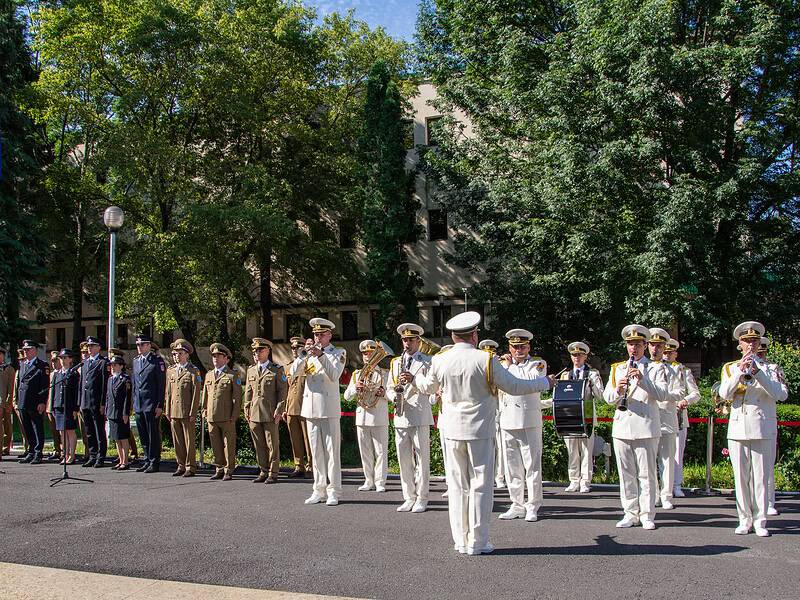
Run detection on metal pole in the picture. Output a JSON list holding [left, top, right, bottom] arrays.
[[462, 287, 468, 311], [107, 230, 117, 351], [704, 411, 714, 493]]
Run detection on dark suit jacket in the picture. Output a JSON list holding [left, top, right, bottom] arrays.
[[80, 356, 110, 410], [106, 373, 132, 420], [52, 370, 80, 413], [133, 352, 166, 413], [16, 358, 50, 411]]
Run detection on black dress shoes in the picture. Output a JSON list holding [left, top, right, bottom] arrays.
[[136, 462, 150, 472]]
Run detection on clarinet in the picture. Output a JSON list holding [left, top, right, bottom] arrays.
[[617, 356, 636, 412]]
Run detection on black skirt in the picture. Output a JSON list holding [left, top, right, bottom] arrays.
[[108, 418, 131, 441], [53, 408, 78, 431]]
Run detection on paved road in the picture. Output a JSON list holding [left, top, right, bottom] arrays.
[[0, 458, 797, 600]]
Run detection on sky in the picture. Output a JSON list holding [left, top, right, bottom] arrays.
[[310, 0, 421, 40]]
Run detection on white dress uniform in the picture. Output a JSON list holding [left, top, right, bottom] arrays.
[[560, 364, 604, 491], [416, 312, 552, 555], [603, 325, 667, 529], [667, 341, 701, 495], [301, 319, 346, 504], [759, 338, 780, 515], [478, 339, 504, 488], [343, 348, 389, 491], [385, 349, 434, 509], [498, 352, 547, 520], [719, 322, 787, 535]]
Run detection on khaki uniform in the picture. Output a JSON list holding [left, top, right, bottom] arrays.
[[202, 366, 242, 475], [165, 363, 202, 473], [244, 362, 288, 477], [282, 359, 312, 472], [1, 365, 16, 453]]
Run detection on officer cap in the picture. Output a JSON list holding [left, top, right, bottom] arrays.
[[135, 334, 151, 345], [50, 350, 60, 360], [210, 342, 232, 358], [505, 329, 533, 344], [57, 348, 76, 359], [648, 328, 671, 344], [759, 336, 770, 351], [109, 355, 126, 366], [79, 342, 89, 352], [478, 339, 499, 350], [84, 336, 101, 347], [289, 336, 304, 349], [621, 324, 650, 342], [309, 317, 335, 333], [21, 339, 38, 350], [17, 349, 24, 359], [397, 323, 424, 338], [568, 341, 590, 355], [108, 347, 125, 358], [250, 338, 272, 351], [733, 321, 765, 341], [171, 339, 194, 354], [359, 339, 377, 353], [446, 311, 481, 335], [665, 339, 680, 351]]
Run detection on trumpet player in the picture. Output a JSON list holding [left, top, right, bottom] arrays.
[[603, 325, 667, 530], [478, 339, 505, 490], [720, 322, 787, 537], [386, 323, 433, 513], [343, 340, 389, 492], [663, 339, 700, 498]]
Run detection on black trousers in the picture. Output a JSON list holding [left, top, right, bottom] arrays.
[[136, 411, 161, 465], [81, 408, 107, 459], [21, 409, 45, 456]]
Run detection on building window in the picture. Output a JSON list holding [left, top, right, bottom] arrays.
[[401, 119, 414, 150], [286, 314, 312, 342], [341, 311, 358, 341], [428, 209, 448, 241], [432, 304, 451, 339], [426, 116, 443, 146], [96, 325, 107, 348], [339, 220, 356, 249], [117, 323, 129, 349], [56, 328, 66, 350]]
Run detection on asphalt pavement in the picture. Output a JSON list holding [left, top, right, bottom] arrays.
[[0, 457, 798, 600]]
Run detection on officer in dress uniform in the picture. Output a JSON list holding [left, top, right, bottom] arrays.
[[202, 343, 242, 481], [663, 339, 700, 498], [719, 321, 787, 537], [106, 355, 133, 470], [52, 349, 80, 465], [433, 344, 454, 498], [110, 347, 138, 462], [0, 348, 16, 457], [385, 323, 434, 513], [79, 336, 109, 468], [757, 336, 780, 517], [301, 318, 346, 506], [560, 342, 604, 493], [46, 350, 63, 461], [132, 334, 166, 473], [343, 340, 389, 492], [603, 324, 668, 530], [281, 337, 312, 478], [165, 339, 202, 477], [16, 340, 50, 464], [496, 329, 548, 522], [416, 312, 554, 555], [478, 339, 505, 490], [244, 338, 287, 484]]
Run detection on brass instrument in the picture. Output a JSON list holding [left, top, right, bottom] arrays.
[[418, 336, 441, 356], [302, 344, 323, 374], [712, 380, 730, 416], [356, 341, 394, 409]]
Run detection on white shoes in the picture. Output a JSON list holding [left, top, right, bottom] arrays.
[[411, 500, 428, 513], [767, 505, 779, 516], [397, 499, 415, 512], [454, 544, 467, 554], [641, 520, 656, 530], [325, 495, 339, 506], [564, 482, 580, 492], [358, 483, 372, 491], [735, 524, 751, 535], [375, 485, 386, 493], [755, 527, 770, 538], [304, 493, 323, 505], [494, 480, 505, 489], [661, 500, 674, 510], [673, 487, 685, 498], [616, 517, 639, 528], [579, 483, 591, 493], [499, 507, 525, 520], [525, 507, 538, 522], [466, 543, 494, 555], [442, 490, 449, 498]]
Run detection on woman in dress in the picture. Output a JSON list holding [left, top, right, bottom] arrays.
[[106, 355, 133, 470], [52, 349, 80, 464]]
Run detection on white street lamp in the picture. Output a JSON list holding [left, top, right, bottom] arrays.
[[103, 206, 124, 352]]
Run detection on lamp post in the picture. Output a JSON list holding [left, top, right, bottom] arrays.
[[103, 206, 125, 352], [462, 287, 468, 311]]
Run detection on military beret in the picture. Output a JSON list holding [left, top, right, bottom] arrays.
[[648, 328, 670, 344], [171, 338, 194, 354], [210, 342, 232, 358], [621, 324, 650, 342], [733, 321, 765, 341]]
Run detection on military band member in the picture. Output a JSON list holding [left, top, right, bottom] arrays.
[[203, 343, 242, 481], [281, 337, 312, 478], [244, 338, 287, 484], [560, 342, 604, 493], [46, 350, 63, 461], [106, 355, 133, 470], [603, 325, 667, 530], [52, 349, 80, 464], [16, 340, 50, 464], [0, 348, 15, 457], [432, 344, 454, 498], [385, 323, 433, 513], [757, 337, 779, 516], [343, 340, 389, 492], [132, 334, 166, 473], [301, 318, 346, 506], [165, 339, 202, 477], [79, 337, 109, 468], [719, 322, 787, 537], [416, 312, 554, 555], [478, 339, 505, 490], [663, 339, 700, 498], [497, 329, 548, 522]]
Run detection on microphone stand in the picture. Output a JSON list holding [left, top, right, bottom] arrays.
[[48, 364, 93, 487]]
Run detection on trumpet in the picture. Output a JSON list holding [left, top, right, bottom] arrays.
[[741, 352, 757, 385], [299, 344, 322, 360]]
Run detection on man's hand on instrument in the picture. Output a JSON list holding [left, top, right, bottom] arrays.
[[376, 386, 385, 397], [356, 381, 366, 392], [398, 372, 413, 385], [627, 367, 641, 380], [500, 353, 512, 363], [677, 399, 689, 410], [308, 346, 322, 358]]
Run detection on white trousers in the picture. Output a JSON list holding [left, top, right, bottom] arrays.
[[565, 434, 594, 485], [613, 437, 658, 522], [768, 438, 777, 507], [729, 438, 774, 529], [444, 436, 494, 551], [357, 425, 388, 487], [657, 432, 677, 502], [674, 426, 688, 487], [494, 424, 505, 485], [439, 427, 449, 490], [307, 417, 342, 497], [395, 425, 430, 502], [502, 427, 542, 511]]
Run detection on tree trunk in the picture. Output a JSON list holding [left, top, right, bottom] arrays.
[[258, 249, 273, 339], [70, 276, 84, 349]]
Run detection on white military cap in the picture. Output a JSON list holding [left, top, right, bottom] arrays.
[[759, 336, 770, 351], [665, 338, 680, 351], [359, 339, 377, 352], [733, 321, 764, 340], [648, 328, 671, 343], [309, 317, 335, 333], [568, 341, 590, 355], [621, 324, 650, 342], [446, 311, 481, 334], [478, 339, 499, 350], [397, 323, 423, 338], [505, 329, 533, 344]]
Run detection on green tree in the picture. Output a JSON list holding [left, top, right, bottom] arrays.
[[416, 0, 800, 368]]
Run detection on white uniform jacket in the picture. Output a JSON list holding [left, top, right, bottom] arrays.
[[720, 359, 787, 441], [654, 360, 684, 435], [300, 345, 346, 419], [416, 343, 551, 441], [385, 352, 434, 427], [343, 367, 390, 427], [498, 356, 547, 430], [603, 356, 666, 440], [671, 361, 701, 428]]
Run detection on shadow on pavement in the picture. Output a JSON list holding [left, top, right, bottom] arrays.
[[494, 534, 748, 556]]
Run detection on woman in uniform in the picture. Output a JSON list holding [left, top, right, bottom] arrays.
[[106, 355, 133, 470], [52, 349, 80, 464]]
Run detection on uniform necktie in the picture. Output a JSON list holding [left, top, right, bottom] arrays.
[[405, 355, 413, 371]]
